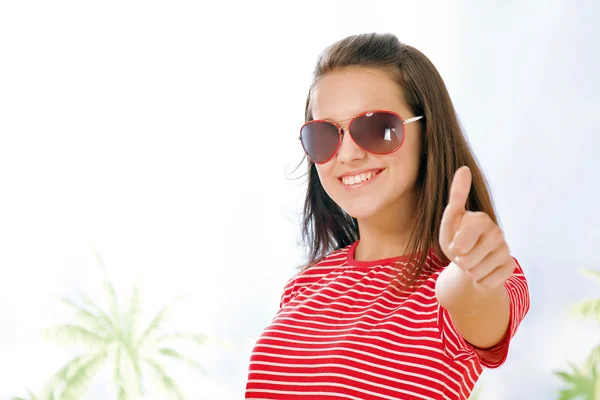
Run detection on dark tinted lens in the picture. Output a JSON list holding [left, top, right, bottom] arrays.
[[350, 112, 404, 154], [300, 121, 340, 163]]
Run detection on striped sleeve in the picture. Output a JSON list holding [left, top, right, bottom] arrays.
[[438, 257, 530, 368]]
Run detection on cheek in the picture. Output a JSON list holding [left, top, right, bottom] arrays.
[[391, 132, 421, 170], [315, 163, 338, 193], [382, 141, 421, 191], [315, 163, 333, 181]]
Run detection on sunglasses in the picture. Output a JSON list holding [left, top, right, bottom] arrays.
[[299, 110, 423, 164]]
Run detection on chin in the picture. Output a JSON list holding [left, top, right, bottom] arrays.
[[338, 200, 383, 221]]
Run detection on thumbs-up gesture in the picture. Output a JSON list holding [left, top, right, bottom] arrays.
[[437, 166, 514, 308]]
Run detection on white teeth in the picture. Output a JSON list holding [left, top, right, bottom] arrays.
[[342, 171, 378, 186]]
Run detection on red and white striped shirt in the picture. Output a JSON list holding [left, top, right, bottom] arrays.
[[246, 241, 529, 400]]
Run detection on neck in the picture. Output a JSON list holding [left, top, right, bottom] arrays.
[[353, 193, 417, 262]]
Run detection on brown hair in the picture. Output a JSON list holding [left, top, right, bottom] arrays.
[[300, 33, 498, 288]]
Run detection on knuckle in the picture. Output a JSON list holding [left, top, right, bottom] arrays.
[[457, 256, 471, 270], [475, 212, 489, 224], [466, 269, 478, 281], [489, 226, 504, 242]]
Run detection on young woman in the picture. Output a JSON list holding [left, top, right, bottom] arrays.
[[246, 33, 530, 400]]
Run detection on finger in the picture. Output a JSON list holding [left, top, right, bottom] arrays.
[[448, 166, 472, 211], [466, 247, 512, 282], [456, 226, 507, 270], [439, 166, 472, 250], [451, 212, 498, 258], [475, 261, 515, 291], [439, 203, 464, 251]]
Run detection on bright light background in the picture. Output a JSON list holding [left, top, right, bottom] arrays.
[[1, 1, 599, 399]]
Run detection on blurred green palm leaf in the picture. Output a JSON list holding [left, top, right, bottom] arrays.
[[555, 268, 600, 400], [14, 247, 223, 400], [554, 362, 599, 400], [573, 269, 600, 322]]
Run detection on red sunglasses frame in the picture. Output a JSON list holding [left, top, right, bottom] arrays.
[[299, 109, 424, 164]]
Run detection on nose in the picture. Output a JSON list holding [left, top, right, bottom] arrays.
[[336, 126, 367, 164]]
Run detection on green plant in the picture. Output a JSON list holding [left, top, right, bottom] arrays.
[[555, 362, 599, 400], [14, 247, 221, 400], [554, 268, 600, 400]]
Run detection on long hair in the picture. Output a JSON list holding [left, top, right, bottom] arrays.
[[300, 33, 498, 288]]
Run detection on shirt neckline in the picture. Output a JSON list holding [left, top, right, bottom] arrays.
[[346, 240, 415, 267]]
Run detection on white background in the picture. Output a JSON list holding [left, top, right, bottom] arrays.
[[1, 1, 599, 399]]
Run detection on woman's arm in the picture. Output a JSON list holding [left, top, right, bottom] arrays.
[[436, 261, 510, 348], [437, 166, 527, 350]]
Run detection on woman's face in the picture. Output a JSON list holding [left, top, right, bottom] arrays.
[[311, 66, 423, 222]]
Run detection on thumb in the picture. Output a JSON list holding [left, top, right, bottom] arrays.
[[439, 166, 472, 252]]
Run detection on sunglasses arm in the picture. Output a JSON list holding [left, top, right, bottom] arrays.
[[402, 115, 424, 125]]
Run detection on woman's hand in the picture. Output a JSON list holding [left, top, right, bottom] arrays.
[[439, 166, 514, 293], [435, 166, 513, 348]]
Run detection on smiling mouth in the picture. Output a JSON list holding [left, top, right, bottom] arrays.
[[339, 169, 383, 186]]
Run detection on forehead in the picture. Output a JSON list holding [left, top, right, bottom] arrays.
[[311, 67, 408, 122]]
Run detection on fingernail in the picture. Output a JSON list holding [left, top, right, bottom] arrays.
[[454, 256, 461, 264]]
